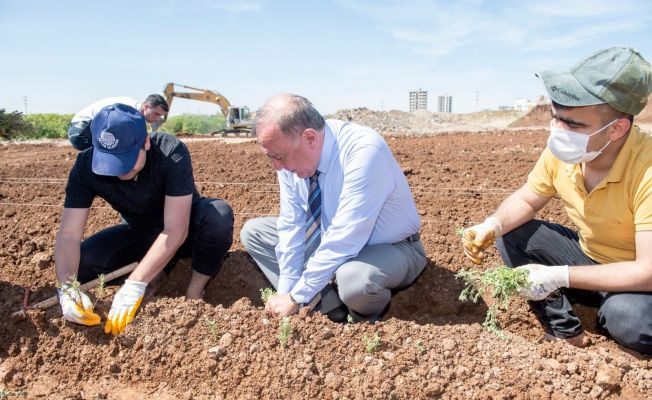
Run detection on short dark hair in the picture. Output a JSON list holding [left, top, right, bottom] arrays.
[[254, 94, 325, 137], [143, 94, 169, 113], [595, 103, 633, 125]]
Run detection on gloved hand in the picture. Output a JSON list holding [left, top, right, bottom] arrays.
[[104, 280, 147, 336], [462, 217, 502, 264], [516, 264, 569, 301], [58, 284, 101, 326]]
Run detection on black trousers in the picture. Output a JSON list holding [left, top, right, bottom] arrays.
[[496, 219, 652, 355], [77, 198, 234, 284]]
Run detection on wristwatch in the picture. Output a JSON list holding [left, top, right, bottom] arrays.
[[289, 293, 300, 305]]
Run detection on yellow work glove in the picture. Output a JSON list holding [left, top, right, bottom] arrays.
[[462, 217, 502, 264], [104, 279, 147, 336], [58, 284, 101, 326]]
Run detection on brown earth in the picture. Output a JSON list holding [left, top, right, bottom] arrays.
[[1, 129, 651, 399]]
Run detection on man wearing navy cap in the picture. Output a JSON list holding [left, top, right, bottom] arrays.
[[461, 47, 652, 355], [54, 103, 234, 335]]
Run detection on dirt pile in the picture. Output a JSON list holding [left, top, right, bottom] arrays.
[[1, 132, 651, 399], [327, 108, 522, 134], [509, 104, 551, 128], [637, 94, 652, 123]]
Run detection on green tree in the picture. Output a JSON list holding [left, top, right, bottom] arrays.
[[26, 114, 73, 139], [0, 109, 34, 139]]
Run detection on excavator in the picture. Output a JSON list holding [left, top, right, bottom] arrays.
[[162, 82, 254, 136]]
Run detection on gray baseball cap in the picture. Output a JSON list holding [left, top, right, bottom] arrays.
[[537, 47, 652, 116]]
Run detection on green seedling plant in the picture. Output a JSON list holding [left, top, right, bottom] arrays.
[[260, 287, 276, 305], [205, 318, 220, 342], [362, 333, 381, 353], [456, 266, 530, 338], [0, 388, 25, 399], [58, 274, 83, 303], [415, 339, 425, 354], [93, 273, 107, 308], [278, 317, 292, 349], [96, 274, 107, 297], [455, 227, 465, 237]]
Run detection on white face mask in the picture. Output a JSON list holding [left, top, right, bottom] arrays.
[[547, 119, 618, 164]]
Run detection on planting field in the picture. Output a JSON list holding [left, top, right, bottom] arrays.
[[1, 129, 651, 399]]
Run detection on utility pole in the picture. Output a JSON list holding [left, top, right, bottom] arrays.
[[23, 96, 28, 115], [474, 91, 479, 111]]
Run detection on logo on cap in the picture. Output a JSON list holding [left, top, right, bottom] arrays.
[[550, 85, 580, 101], [98, 131, 119, 150]]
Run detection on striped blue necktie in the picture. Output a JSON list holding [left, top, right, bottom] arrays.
[[304, 172, 321, 264]]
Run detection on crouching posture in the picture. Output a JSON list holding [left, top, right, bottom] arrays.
[[462, 47, 652, 355], [55, 104, 233, 335], [241, 94, 426, 322]]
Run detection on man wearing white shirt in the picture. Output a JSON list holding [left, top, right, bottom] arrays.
[[241, 93, 427, 322], [68, 94, 169, 150]]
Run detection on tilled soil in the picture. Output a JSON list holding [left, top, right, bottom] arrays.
[[1, 130, 651, 399]]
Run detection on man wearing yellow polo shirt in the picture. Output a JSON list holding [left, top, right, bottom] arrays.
[[462, 47, 652, 355]]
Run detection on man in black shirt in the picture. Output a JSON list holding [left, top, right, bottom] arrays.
[[54, 103, 234, 335]]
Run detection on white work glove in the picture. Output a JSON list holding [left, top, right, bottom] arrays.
[[104, 280, 147, 336], [462, 217, 503, 264], [516, 264, 570, 301], [58, 284, 101, 326]]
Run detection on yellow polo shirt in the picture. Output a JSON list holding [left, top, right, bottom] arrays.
[[527, 126, 652, 263]]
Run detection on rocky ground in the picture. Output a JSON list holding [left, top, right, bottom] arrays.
[[0, 124, 651, 399]]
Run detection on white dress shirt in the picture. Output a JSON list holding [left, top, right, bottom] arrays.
[[275, 119, 421, 303], [71, 96, 140, 123]]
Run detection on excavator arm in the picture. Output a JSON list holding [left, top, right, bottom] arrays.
[[161, 82, 254, 136], [162, 82, 232, 121]]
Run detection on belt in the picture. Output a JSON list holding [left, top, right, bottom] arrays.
[[405, 233, 420, 242]]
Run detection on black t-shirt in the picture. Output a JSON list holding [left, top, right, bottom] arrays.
[[64, 132, 201, 229]]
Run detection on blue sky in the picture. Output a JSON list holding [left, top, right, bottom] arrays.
[[2, 0, 652, 116]]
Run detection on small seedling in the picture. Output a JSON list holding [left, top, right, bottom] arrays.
[[278, 317, 292, 349], [59, 275, 83, 302], [455, 227, 465, 237], [260, 288, 276, 305], [415, 339, 425, 354], [0, 389, 25, 399], [92, 273, 107, 308], [96, 274, 107, 297], [346, 314, 354, 324], [205, 318, 220, 342], [362, 333, 381, 353], [456, 266, 529, 338]]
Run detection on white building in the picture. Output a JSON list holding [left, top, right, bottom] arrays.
[[409, 89, 428, 112], [512, 98, 537, 111], [437, 95, 453, 113]]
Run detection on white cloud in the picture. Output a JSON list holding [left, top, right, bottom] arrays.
[[333, 0, 652, 56]]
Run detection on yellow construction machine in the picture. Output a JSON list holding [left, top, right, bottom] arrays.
[[162, 82, 254, 136]]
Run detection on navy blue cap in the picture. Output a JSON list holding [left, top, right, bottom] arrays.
[[90, 103, 147, 176]]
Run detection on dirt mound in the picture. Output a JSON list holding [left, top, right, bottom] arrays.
[[509, 104, 551, 128], [327, 108, 522, 134], [637, 94, 652, 123], [1, 133, 651, 399]]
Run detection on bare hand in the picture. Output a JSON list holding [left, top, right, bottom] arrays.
[[265, 293, 299, 317]]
